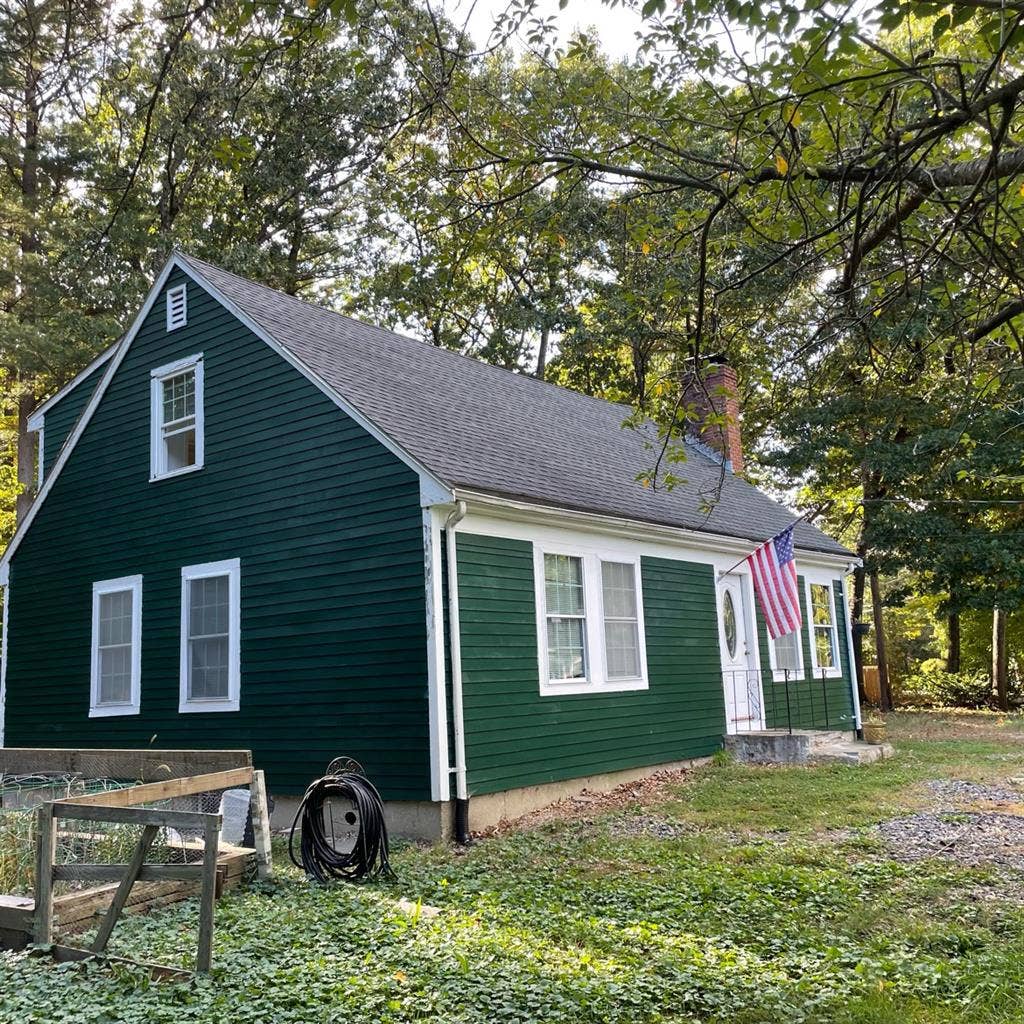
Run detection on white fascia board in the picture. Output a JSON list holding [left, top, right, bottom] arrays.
[[26, 344, 119, 432], [0, 257, 179, 575], [178, 258, 454, 507], [1, 252, 454, 575], [447, 489, 857, 571]]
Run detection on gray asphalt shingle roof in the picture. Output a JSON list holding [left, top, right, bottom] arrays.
[[182, 253, 850, 557]]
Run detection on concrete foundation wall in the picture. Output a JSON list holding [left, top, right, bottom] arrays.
[[272, 756, 710, 842]]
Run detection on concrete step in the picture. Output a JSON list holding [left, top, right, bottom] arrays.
[[809, 741, 895, 765], [724, 730, 889, 766]]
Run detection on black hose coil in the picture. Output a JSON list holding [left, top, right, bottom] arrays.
[[288, 764, 394, 882]]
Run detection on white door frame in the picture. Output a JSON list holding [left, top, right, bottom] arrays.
[[716, 571, 765, 734]]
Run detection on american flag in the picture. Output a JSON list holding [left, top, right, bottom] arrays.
[[746, 525, 802, 639]]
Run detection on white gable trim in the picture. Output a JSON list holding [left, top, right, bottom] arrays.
[[0, 253, 453, 574], [26, 343, 118, 433], [177, 257, 453, 506]]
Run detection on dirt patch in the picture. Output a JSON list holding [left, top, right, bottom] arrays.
[[470, 764, 698, 839]]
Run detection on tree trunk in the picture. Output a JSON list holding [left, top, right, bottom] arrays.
[[947, 612, 961, 673], [869, 569, 892, 711], [992, 607, 1009, 711], [536, 326, 549, 379], [15, 393, 36, 523], [851, 546, 867, 703]]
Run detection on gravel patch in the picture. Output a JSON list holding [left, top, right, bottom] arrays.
[[607, 814, 694, 840], [924, 779, 1024, 805], [877, 810, 1024, 870]]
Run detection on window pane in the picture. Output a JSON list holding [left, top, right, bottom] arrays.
[[773, 630, 800, 672], [99, 645, 132, 704], [811, 584, 833, 625], [164, 427, 196, 471], [601, 561, 637, 618], [544, 554, 584, 615], [547, 617, 586, 680], [814, 627, 836, 668], [162, 370, 195, 423], [189, 636, 229, 700], [605, 619, 640, 678], [189, 576, 229, 637], [99, 590, 133, 647]]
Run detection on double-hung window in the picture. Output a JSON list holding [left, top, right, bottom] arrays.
[[536, 546, 648, 695], [151, 354, 204, 480], [807, 581, 840, 676], [179, 559, 240, 713], [90, 576, 142, 717]]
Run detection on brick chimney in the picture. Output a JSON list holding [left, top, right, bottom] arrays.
[[681, 358, 744, 474]]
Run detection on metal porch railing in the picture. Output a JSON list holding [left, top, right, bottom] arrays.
[[723, 667, 856, 735]]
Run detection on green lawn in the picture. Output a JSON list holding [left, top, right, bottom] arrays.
[[2, 711, 1023, 1024]]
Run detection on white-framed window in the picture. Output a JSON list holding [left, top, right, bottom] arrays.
[[90, 575, 142, 717], [534, 546, 648, 696], [179, 559, 240, 713], [806, 579, 841, 677], [166, 283, 187, 330], [150, 354, 204, 481], [768, 627, 804, 682]]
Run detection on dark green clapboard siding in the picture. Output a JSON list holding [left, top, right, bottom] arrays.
[[41, 357, 109, 475], [757, 576, 856, 731], [6, 269, 432, 798], [456, 533, 726, 794]]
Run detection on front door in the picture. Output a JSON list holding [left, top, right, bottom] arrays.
[[717, 573, 763, 733]]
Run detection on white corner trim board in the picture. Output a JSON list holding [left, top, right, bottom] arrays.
[[0, 253, 453, 576]]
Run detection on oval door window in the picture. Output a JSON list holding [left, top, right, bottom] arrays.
[[723, 590, 737, 658]]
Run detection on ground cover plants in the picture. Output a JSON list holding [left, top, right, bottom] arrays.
[[1, 711, 1022, 1024]]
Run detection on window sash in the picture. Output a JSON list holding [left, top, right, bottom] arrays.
[[90, 577, 142, 716], [179, 559, 240, 712], [808, 583, 839, 671], [544, 553, 588, 681], [151, 355, 203, 480], [601, 561, 641, 680], [771, 629, 802, 675]]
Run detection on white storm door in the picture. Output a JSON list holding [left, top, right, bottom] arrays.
[[718, 573, 764, 733]]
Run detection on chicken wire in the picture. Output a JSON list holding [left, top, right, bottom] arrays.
[[1, 765, 254, 901]]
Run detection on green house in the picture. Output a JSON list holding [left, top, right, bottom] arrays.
[[0, 253, 859, 838]]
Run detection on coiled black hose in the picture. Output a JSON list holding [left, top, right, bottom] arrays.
[[288, 763, 394, 882]]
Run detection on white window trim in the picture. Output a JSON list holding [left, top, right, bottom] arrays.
[[805, 576, 842, 679], [90, 575, 143, 718], [166, 283, 187, 330], [534, 543, 649, 696], [150, 353, 204, 481], [179, 558, 241, 713], [767, 623, 805, 682]]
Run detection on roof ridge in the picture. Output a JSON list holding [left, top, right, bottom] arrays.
[[178, 251, 642, 418]]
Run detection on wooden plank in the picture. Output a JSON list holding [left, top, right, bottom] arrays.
[[196, 820, 220, 973], [249, 769, 273, 879], [0, 748, 251, 781], [45, 943, 192, 983], [51, 802, 221, 830], [53, 863, 204, 883], [60, 767, 254, 808], [91, 825, 158, 953], [33, 804, 57, 944]]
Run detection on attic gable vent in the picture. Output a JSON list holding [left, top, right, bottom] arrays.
[[166, 284, 188, 331]]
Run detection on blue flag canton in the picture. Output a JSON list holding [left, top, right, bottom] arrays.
[[773, 526, 795, 566]]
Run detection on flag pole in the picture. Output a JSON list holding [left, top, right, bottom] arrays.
[[715, 513, 812, 581]]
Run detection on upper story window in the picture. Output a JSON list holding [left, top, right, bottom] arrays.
[[807, 581, 840, 676], [90, 575, 142, 717], [179, 558, 240, 713], [535, 545, 648, 696], [150, 354, 204, 481], [166, 283, 187, 330]]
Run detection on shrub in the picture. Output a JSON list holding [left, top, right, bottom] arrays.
[[894, 663, 1007, 709]]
